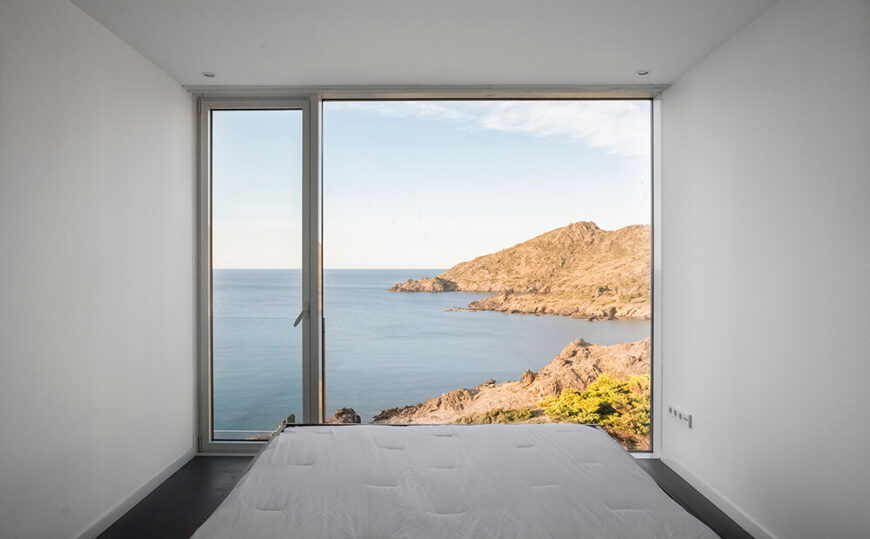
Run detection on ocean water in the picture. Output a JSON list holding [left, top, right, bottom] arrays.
[[213, 269, 650, 434]]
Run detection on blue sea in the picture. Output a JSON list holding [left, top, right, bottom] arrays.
[[213, 269, 649, 435]]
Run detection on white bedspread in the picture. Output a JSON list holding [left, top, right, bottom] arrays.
[[192, 424, 717, 538]]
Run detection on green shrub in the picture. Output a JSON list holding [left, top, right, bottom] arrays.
[[455, 407, 533, 424], [538, 374, 650, 440]]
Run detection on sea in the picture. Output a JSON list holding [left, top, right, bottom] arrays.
[[212, 269, 650, 435]]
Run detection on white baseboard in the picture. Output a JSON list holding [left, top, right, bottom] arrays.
[[660, 455, 776, 539], [73, 447, 196, 539]]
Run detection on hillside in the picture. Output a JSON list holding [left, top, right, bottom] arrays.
[[390, 221, 650, 320], [373, 337, 651, 449]]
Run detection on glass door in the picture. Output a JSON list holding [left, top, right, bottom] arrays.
[[207, 105, 307, 442]]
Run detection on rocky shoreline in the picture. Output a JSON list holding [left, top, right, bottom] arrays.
[[468, 291, 649, 320], [371, 337, 650, 426]]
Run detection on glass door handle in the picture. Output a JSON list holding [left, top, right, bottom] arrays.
[[293, 304, 308, 327]]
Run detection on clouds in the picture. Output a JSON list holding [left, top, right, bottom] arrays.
[[327, 100, 650, 157], [332, 101, 468, 121], [476, 101, 650, 157]]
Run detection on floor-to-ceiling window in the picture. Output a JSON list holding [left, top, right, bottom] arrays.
[[200, 96, 653, 451]]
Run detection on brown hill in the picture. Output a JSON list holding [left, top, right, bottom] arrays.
[[389, 221, 650, 320]]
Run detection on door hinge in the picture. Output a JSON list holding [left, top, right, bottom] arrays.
[[197, 434, 202, 451], [197, 97, 202, 115]]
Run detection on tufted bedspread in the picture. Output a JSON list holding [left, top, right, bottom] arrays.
[[191, 424, 717, 538]]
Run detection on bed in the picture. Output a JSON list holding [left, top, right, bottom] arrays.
[[191, 424, 717, 538]]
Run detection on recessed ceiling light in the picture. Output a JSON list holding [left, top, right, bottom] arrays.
[[202, 72, 216, 78], [636, 70, 650, 76]]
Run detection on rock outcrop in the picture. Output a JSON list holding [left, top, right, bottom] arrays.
[[388, 221, 650, 320], [372, 337, 650, 425], [324, 407, 361, 424], [389, 276, 458, 292]]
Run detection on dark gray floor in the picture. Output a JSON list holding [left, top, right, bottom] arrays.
[[636, 459, 753, 539], [97, 456, 252, 539], [99, 456, 751, 538]]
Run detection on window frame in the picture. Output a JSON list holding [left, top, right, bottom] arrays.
[[197, 98, 320, 453], [194, 88, 663, 455]]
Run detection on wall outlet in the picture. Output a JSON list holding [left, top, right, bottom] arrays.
[[667, 405, 693, 428]]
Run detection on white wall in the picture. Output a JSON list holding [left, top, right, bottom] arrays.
[[660, 1, 870, 538], [0, 1, 196, 538]]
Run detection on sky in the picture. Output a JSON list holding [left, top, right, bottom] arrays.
[[212, 100, 651, 269]]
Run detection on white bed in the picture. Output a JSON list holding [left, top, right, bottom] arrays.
[[192, 424, 717, 538]]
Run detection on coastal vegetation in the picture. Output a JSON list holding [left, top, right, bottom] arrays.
[[455, 407, 535, 424], [539, 374, 650, 449]]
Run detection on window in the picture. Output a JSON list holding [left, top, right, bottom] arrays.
[[198, 100, 318, 451], [209, 108, 304, 441], [198, 93, 655, 452]]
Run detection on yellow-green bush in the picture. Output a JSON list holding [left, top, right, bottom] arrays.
[[538, 374, 650, 442]]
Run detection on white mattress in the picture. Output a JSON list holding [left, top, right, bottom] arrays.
[[192, 424, 717, 538]]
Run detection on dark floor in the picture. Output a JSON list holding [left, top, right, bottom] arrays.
[[636, 459, 753, 539], [98, 456, 252, 539], [100, 456, 751, 539]]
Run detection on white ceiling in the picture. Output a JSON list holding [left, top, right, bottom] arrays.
[[71, 0, 776, 87]]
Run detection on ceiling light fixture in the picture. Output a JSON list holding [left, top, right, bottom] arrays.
[[202, 72, 216, 78], [636, 70, 649, 76]]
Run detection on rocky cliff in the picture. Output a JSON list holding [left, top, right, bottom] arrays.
[[372, 337, 650, 425], [389, 221, 650, 320]]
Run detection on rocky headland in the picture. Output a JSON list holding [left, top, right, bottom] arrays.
[[388, 221, 650, 320], [372, 337, 650, 426]]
